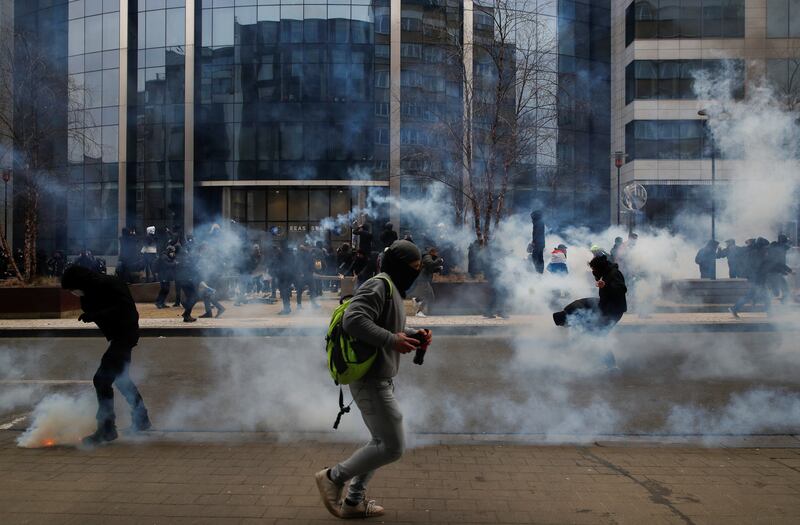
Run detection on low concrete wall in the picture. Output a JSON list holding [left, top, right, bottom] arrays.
[[662, 279, 751, 305], [0, 287, 82, 319]]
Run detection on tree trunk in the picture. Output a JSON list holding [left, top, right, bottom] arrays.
[[0, 230, 23, 281], [22, 178, 38, 281]]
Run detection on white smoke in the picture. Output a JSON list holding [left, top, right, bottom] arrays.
[[16, 392, 96, 448]]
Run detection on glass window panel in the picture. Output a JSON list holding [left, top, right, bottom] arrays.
[[247, 190, 266, 222], [791, 0, 800, 37], [69, 19, 84, 56], [679, 0, 701, 37], [309, 190, 330, 221], [280, 122, 303, 160], [85, 0, 102, 16], [146, 10, 166, 48], [257, 6, 280, 42], [102, 68, 119, 106], [267, 189, 287, 221], [102, 125, 119, 163], [85, 15, 103, 53], [635, 60, 658, 99], [84, 51, 103, 71], [212, 8, 235, 46], [166, 8, 185, 47], [102, 12, 119, 50], [202, 8, 213, 47], [287, 190, 309, 220], [634, 0, 658, 38], [658, 0, 680, 38], [658, 61, 681, 98], [702, 0, 723, 38], [722, 0, 745, 37], [85, 70, 103, 108], [69, 0, 85, 20], [767, 0, 789, 37], [679, 121, 702, 159], [103, 0, 118, 13]]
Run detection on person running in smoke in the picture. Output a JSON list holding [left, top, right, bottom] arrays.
[[529, 210, 545, 274], [141, 226, 159, 282], [175, 244, 199, 322], [61, 266, 151, 446], [154, 245, 178, 308], [481, 239, 509, 319], [315, 240, 431, 519], [717, 239, 743, 278], [410, 245, 444, 317], [730, 237, 773, 318], [552, 253, 627, 370], [195, 242, 226, 318], [695, 239, 720, 279], [609, 237, 623, 264], [767, 234, 793, 303], [274, 241, 294, 315]]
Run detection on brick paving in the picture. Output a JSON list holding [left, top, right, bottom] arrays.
[[2, 431, 800, 524]]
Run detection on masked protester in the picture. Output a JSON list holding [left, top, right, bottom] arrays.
[[315, 240, 432, 519], [61, 266, 151, 446], [552, 254, 627, 370]]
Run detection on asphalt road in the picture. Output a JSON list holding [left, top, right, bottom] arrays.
[[1, 331, 799, 439]]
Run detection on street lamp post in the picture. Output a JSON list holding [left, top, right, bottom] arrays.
[[698, 109, 716, 280], [612, 151, 626, 226]]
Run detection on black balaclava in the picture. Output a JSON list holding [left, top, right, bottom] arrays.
[[589, 254, 612, 281], [381, 240, 421, 298]]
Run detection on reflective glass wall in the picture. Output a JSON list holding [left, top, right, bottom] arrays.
[[130, 0, 186, 232], [194, 0, 387, 184]]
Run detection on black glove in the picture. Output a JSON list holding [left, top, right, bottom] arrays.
[[78, 313, 93, 323]]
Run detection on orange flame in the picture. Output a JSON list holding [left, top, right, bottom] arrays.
[[42, 439, 55, 447]]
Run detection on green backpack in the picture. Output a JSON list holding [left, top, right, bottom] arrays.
[[326, 275, 393, 428]]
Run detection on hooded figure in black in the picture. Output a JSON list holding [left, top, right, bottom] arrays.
[[61, 266, 150, 446], [694, 239, 720, 279], [553, 254, 627, 331], [379, 223, 398, 249], [529, 210, 545, 274]]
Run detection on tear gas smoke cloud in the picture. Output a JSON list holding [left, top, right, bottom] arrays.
[[16, 392, 96, 448], [693, 69, 800, 240]]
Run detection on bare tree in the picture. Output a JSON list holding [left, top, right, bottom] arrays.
[[0, 32, 92, 281], [402, 0, 559, 244]]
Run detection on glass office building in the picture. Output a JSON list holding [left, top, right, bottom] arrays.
[[9, 0, 612, 255]]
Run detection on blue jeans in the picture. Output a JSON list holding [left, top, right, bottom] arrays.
[[331, 378, 404, 503]]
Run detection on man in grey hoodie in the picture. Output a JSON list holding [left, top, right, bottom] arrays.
[[315, 240, 432, 519]]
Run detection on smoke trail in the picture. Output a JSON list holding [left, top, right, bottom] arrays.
[[16, 392, 96, 448]]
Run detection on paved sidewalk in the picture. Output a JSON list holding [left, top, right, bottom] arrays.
[[1, 297, 798, 335], [2, 430, 800, 524]]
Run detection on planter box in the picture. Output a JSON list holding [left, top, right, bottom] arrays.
[[0, 287, 82, 319], [430, 281, 492, 315]]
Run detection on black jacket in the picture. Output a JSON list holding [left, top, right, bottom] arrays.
[[62, 266, 139, 341], [598, 264, 628, 318], [157, 252, 177, 282], [379, 228, 398, 248]]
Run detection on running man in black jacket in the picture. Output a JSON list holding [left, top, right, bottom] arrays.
[[62, 266, 151, 446]]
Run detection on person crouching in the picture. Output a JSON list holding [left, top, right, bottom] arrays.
[[61, 266, 151, 446]]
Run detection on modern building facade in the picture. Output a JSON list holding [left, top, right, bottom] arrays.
[[612, 0, 800, 231], [6, 0, 611, 257]]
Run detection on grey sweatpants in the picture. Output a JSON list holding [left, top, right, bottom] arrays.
[[330, 378, 404, 503]]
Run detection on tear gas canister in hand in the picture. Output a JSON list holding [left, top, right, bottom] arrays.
[[412, 331, 430, 365]]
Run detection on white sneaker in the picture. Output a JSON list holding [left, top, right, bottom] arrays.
[[314, 469, 344, 518], [339, 499, 385, 519], [415, 311, 427, 317]]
